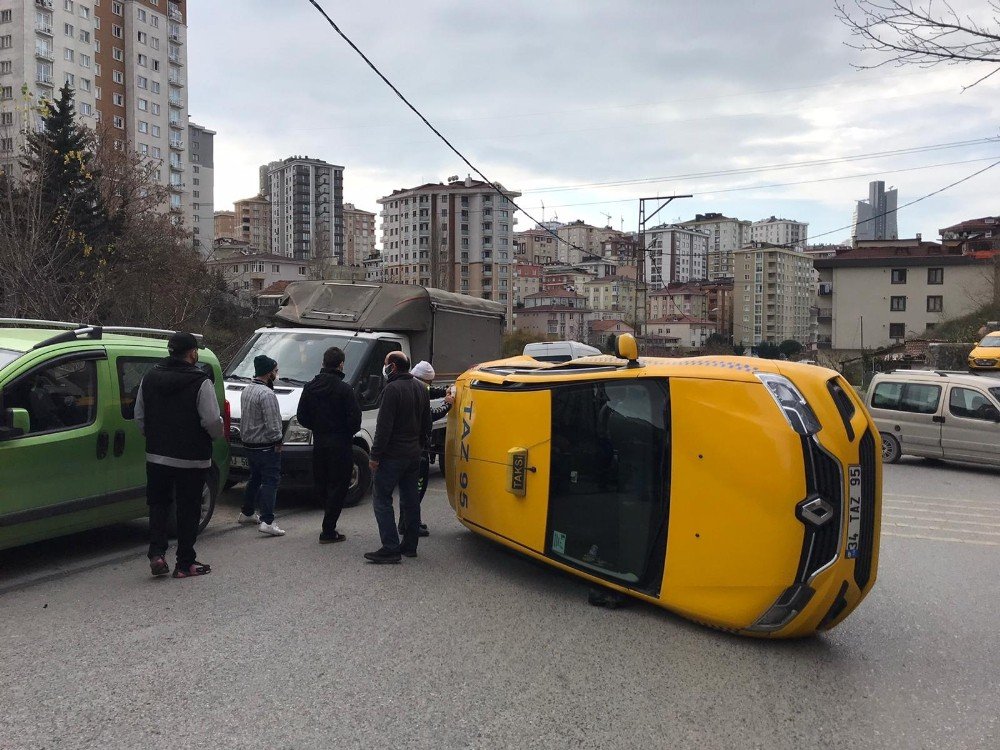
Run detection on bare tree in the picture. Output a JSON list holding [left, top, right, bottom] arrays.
[[835, 1, 1000, 88]]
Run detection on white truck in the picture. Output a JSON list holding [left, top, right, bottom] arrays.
[[224, 281, 505, 504]]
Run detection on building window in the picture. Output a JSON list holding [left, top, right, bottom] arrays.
[[137, 75, 148, 89], [890, 268, 907, 284], [889, 323, 906, 339], [137, 31, 147, 44], [113, 70, 123, 83], [137, 53, 147, 67], [79, 102, 92, 116], [79, 54, 91, 68], [138, 120, 148, 133], [64, 23, 74, 37], [113, 115, 124, 129], [64, 49, 75, 62], [926, 295, 943, 313], [890, 296, 906, 312], [0, 10, 11, 23], [151, 103, 159, 115], [112, 24, 122, 38], [137, 7, 147, 22], [113, 92, 124, 106], [112, 2, 123, 15], [78, 29, 90, 43], [927, 267, 944, 285], [113, 47, 123, 61], [151, 125, 159, 136], [137, 98, 147, 111], [150, 81, 160, 93]]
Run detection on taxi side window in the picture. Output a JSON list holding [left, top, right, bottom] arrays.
[[949, 387, 996, 421], [3, 359, 98, 435], [117, 358, 160, 419], [871, 382, 941, 414]]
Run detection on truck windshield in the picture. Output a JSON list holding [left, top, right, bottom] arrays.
[[225, 332, 371, 386], [0, 349, 21, 370]]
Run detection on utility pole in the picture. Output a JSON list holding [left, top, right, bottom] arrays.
[[634, 195, 692, 349]]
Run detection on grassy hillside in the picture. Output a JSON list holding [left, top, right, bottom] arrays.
[[929, 302, 1000, 342]]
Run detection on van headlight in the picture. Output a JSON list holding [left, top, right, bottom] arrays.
[[284, 416, 312, 445], [755, 373, 822, 436]]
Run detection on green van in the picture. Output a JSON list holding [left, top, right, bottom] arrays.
[[0, 320, 230, 551]]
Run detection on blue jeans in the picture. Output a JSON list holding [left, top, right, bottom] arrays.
[[372, 456, 421, 553], [242, 447, 281, 524]]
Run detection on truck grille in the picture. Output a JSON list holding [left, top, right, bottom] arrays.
[[796, 437, 843, 583], [853, 429, 878, 590]]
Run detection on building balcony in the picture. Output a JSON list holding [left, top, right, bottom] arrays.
[[35, 23, 54, 36], [168, 120, 183, 130], [168, 7, 183, 22], [169, 162, 184, 172], [35, 48, 54, 62], [169, 139, 184, 150], [168, 76, 184, 87], [168, 54, 183, 65], [36, 74, 54, 87], [169, 32, 183, 44], [36, 0, 54, 8], [167, 182, 184, 192], [168, 98, 184, 109]]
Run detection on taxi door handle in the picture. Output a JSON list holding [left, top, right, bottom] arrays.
[[96, 431, 110, 459], [932, 416, 946, 424], [113, 429, 126, 457]]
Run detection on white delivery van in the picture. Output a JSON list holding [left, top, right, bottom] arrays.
[[523, 340, 601, 363], [866, 370, 1000, 467]]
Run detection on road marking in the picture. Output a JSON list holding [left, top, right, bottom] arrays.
[[883, 507, 1000, 524], [882, 531, 999, 546], [884, 496, 999, 512], [884, 521, 1000, 537]]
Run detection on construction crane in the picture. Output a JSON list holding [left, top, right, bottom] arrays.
[[601, 212, 613, 228]]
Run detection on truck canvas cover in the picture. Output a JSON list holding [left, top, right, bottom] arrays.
[[273, 281, 505, 378]]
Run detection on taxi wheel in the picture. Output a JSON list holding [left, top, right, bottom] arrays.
[[881, 434, 902, 464], [345, 445, 372, 507]]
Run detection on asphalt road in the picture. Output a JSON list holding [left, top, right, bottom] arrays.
[[1, 460, 998, 750]]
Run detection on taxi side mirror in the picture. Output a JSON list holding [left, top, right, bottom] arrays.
[[0, 407, 30, 440], [615, 333, 641, 368]]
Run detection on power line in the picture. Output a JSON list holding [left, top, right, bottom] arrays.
[[305, 0, 587, 257]]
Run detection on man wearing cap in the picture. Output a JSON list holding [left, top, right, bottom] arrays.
[[135, 332, 224, 578], [405, 360, 455, 537], [238, 354, 285, 537]]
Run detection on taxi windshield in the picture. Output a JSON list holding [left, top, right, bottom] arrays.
[[979, 334, 1000, 347], [225, 332, 371, 386]]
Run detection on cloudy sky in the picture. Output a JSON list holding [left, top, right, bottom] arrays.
[[188, 0, 1000, 244]]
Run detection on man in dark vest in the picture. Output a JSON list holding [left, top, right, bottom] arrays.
[[135, 332, 224, 578]]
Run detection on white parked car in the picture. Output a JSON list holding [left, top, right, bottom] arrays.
[[523, 340, 602, 363]]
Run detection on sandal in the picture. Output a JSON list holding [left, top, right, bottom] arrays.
[[150, 556, 169, 577], [172, 561, 212, 578]]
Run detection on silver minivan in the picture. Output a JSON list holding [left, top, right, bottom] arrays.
[[866, 370, 1000, 467]]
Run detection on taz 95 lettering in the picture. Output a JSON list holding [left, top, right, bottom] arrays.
[[845, 465, 863, 559], [458, 401, 472, 508]]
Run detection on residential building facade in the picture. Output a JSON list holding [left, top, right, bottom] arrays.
[[750, 216, 808, 250], [733, 245, 814, 348], [1, 0, 193, 219], [377, 176, 521, 322], [644, 224, 709, 286], [342, 202, 375, 269], [814, 240, 994, 350], [515, 305, 590, 341], [852, 180, 898, 243], [234, 194, 270, 254], [648, 283, 710, 321], [514, 227, 557, 265], [513, 262, 541, 307], [583, 276, 638, 322], [940, 216, 1000, 257], [556, 220, 623, 264], [588, 319, 633, 349], [214, 210, 237, 240], [262, 156, 344, 261], [643, 316, 717, 349], [677, 213, 750, 280], [206, 252, 307, 296], [187, 119, 213, 256]]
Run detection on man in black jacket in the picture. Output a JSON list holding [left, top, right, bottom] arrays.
[[296, 346, 362, 544], [135, 332, 223, 579], [364, 351, 431, 564]]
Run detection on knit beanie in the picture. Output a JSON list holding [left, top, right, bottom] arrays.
[[254, 354, 278, 377], [411, 361, 435, 382]]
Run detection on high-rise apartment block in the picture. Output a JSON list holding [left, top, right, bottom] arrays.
[[187, 120, 213, 256], [733, 245, 814, 348], [234, 194, 270, 254], [0, 1, 195, 220], [555, 220, 623, 264], [261, 156, 343, 261], [852, 180, 898, 243], [750, 216, 808, 250], [214, 210, 237, 240], [677, 213, 751, 280], [377, 176, 521, 319], [644, 224, 709, 287], [342, 202, 375, 269]]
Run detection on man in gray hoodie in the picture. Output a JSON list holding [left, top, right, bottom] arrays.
[[238, 354, 285, 537]]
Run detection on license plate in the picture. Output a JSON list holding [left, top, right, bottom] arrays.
[[230, 456, 249, 470], [845, 464, 862, 559]]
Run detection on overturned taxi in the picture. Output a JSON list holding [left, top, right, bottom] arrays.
[[445, 335, 881, 638]]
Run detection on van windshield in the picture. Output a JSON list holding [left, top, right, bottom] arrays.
[[225, 332, 371, 386], [0, 348, 21, 370]]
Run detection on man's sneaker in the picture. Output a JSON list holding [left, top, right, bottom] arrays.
[[364, 547, 401, 564], [149, 556, 169, 577], [258, 521, 286, 536], [418, 524, 430, 538], [400, 548, 417, 558], [319, 532, 347, 544], [237, 512, 260, 525]]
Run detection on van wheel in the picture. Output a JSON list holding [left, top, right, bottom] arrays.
[[165, 468, 219, 537], [881, 434, 902, 464], [346, 445, 372, 507]]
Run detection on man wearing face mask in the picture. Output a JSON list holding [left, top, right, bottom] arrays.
[[365, 351, 431, 564], [238, 354, 286, 536]]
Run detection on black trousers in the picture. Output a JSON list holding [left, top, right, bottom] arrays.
[[314, 444, 353, 536], [147, 462, 207, 567]]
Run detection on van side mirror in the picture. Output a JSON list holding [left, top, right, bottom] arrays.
[[0, 407, 30, 440]]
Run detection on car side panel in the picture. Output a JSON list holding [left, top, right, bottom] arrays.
[[940, 384, 1000, 466]]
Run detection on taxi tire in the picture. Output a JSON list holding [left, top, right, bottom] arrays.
[[345, 445, 372, 507], [881, 433, 902, 464], [165, 467, 219, 537]]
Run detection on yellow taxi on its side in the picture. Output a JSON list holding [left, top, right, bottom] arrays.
[[445, 335, 882, 638], [968, 331, 1000, 371]]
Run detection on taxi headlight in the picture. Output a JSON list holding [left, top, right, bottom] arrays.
[[284, 416, 312, 445], [755, 373, 822, 436]]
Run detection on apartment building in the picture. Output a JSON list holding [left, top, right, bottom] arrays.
[[644, 316, 717, 349], [814, 240, 993, 350], [588, 319, 633, 348], [187, 119, 213, 255], [514, 227, 557, 265], [733, 245, 814, 348], [750, 216, 808, 251], [852, 180, 898, 243], [648, 283, 710, 321], [214, 210, 237, 240], [513, 261, 541, 307], [342, 202, 375, 269], [261, 156, 344, 261], [377, 176, 521, 321], [643, 224, 709, 286], [0, 1, 193, 217], [940, 216, 1000, 256], [206, 251, 307, 296], [583, 276, 638, 322], [234, 193, 270, 253], [677, 213, 751, 280], [515, 303, 590, 341], [556, 220, 623, 264]]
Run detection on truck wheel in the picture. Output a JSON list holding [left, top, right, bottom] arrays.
[[881, 434, 901, 464], [165, 467, 219, 536], [346, 445, 372, 507]]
